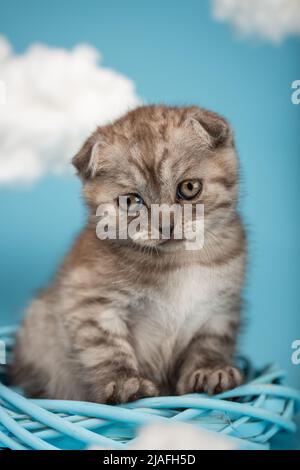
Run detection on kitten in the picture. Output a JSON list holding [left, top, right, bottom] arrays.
[[11, 105, 246, 403]]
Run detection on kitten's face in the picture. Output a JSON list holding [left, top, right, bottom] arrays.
[[73, 106, 238, 250]]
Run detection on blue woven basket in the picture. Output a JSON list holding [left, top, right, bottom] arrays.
[[0, 325, 299, 450]]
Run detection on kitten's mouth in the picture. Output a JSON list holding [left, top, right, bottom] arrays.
[[159, 237, 183, 245], [128, 236, 185, 251], [149, 237, 187, 252]]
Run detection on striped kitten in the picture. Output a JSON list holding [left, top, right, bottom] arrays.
[[11, 105, 246, 403]]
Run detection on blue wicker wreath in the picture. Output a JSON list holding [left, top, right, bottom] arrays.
[[0, 325, 299, 450]]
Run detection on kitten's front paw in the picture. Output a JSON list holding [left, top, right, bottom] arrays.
[[104, 376, 159, 404], [176, 366, 243, 396]]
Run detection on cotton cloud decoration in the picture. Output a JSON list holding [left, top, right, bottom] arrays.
[[211, 0, 300, 43], [0, 37, 140, 185]]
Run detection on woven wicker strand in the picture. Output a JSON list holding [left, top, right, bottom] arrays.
[[0, 326, 299, 450]]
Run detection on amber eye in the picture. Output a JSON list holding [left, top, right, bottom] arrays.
[[177, 179, 202, 200], [119, 193, 144, 214]]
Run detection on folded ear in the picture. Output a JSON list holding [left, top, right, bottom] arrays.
[[72, 135, 106, 179], [186, 107, 233, 149]]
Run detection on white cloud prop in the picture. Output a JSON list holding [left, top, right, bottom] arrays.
[[130, 423, 237, 450], [0, 37, 140, 185], [211, 0, 300, 43]]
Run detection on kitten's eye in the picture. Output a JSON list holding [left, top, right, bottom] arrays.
[[120, 194, 144, 214], [177, 179, 202, 200]]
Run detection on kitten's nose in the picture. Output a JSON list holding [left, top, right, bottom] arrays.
[[159, 224, 174, 238]]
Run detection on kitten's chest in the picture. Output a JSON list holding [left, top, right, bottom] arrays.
[[131, 266, 217, 380]]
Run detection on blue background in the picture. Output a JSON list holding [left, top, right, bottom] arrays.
[[0, 0, 299, 389]]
